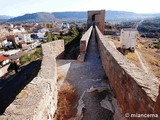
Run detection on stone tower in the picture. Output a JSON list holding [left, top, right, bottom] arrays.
[[87, 10, 105, 34]]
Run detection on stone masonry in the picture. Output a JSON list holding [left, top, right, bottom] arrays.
[[95, 26, 160, 120], [0, 40, 64, 120], [78, 26, 93, 62], [87, 10, 105, 34]]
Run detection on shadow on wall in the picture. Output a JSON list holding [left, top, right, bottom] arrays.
[[64, 36, 81, 59], [0, 60, 41, 114]]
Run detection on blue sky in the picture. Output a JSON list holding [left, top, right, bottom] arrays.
[[0, 0, 160, 16]]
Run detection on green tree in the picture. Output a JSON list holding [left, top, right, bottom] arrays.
[[53, 36, 58, 40], [45, 31, 52, 42], [20, 48, 42, 65], [47, 32, 52, 42]]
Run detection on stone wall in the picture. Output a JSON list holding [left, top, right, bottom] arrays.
[[95, 26, 160, 118], [154, 86, 160, 115], [77, 26, 93, 62], [80, 26, 93, 54], [0, 40, 64, 120], [87, 10, 105, 34], [49, 40, 64, 59]]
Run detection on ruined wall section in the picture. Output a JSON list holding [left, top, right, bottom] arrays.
[[95, 26, 160, 117], [0, 40, 64, 120]]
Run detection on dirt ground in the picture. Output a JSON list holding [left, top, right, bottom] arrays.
[[55, 29, 124, 120], [54, 81, 77, 120], [105, 36, 160, 80]]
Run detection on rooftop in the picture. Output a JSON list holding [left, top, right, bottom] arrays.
[[0, 55, 9, 62], [122, 28, 137, 31], [3, 49, 21, 56]]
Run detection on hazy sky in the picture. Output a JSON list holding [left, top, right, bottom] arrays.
[[0, 0, 160, 16]]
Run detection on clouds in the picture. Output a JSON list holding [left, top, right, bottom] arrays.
[[0, 0, 160, 16]]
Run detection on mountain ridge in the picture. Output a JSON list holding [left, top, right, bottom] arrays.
[[0, 15, 13, 19], [0, 15, 13, 22], [1, 10, 160, 23], [7, 12, 56, 22]]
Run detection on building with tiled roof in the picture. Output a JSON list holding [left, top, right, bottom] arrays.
[[0, 55, 9, 67]]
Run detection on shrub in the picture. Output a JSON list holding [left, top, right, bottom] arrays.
[[20, 48, 42, 65], [20, 55, 31, 65], [155, 42, 160, 49]]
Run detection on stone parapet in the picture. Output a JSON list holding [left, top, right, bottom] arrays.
[[0, 40, 64, 120], [78, 26, 93, 62], [95, 26, 160, 119], [80, 26, 93, 54]]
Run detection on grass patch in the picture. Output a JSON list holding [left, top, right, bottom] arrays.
[[125, 52, 139, 64], [21, 47, 42, 65], [155, 42, 160, 49], [55, 82, 77, 120]]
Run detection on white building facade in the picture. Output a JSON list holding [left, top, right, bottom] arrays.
[[17, 33, 32, 43], [120, 28, 138, 51]]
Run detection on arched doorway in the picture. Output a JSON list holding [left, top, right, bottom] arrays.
[[91, 13, 99, 28], [87, 10, 105, 34], [92, 14, 96, 27]]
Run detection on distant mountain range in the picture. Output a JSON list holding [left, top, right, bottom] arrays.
[[8, 12, 56, 22], [106, 11, 160, 21], [53, 12, 87, 20], [0, 10, 160, 23], [0, 15, 13, 22]]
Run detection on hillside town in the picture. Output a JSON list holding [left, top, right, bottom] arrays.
[[0, 22, 85, 76]]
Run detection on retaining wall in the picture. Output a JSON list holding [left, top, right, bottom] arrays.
[[0, 40, 64, 120], [95, 26, 160, 119]]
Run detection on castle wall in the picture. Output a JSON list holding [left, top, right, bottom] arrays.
[[87, 10, 105, 34], [95, 26, 160, 119]]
